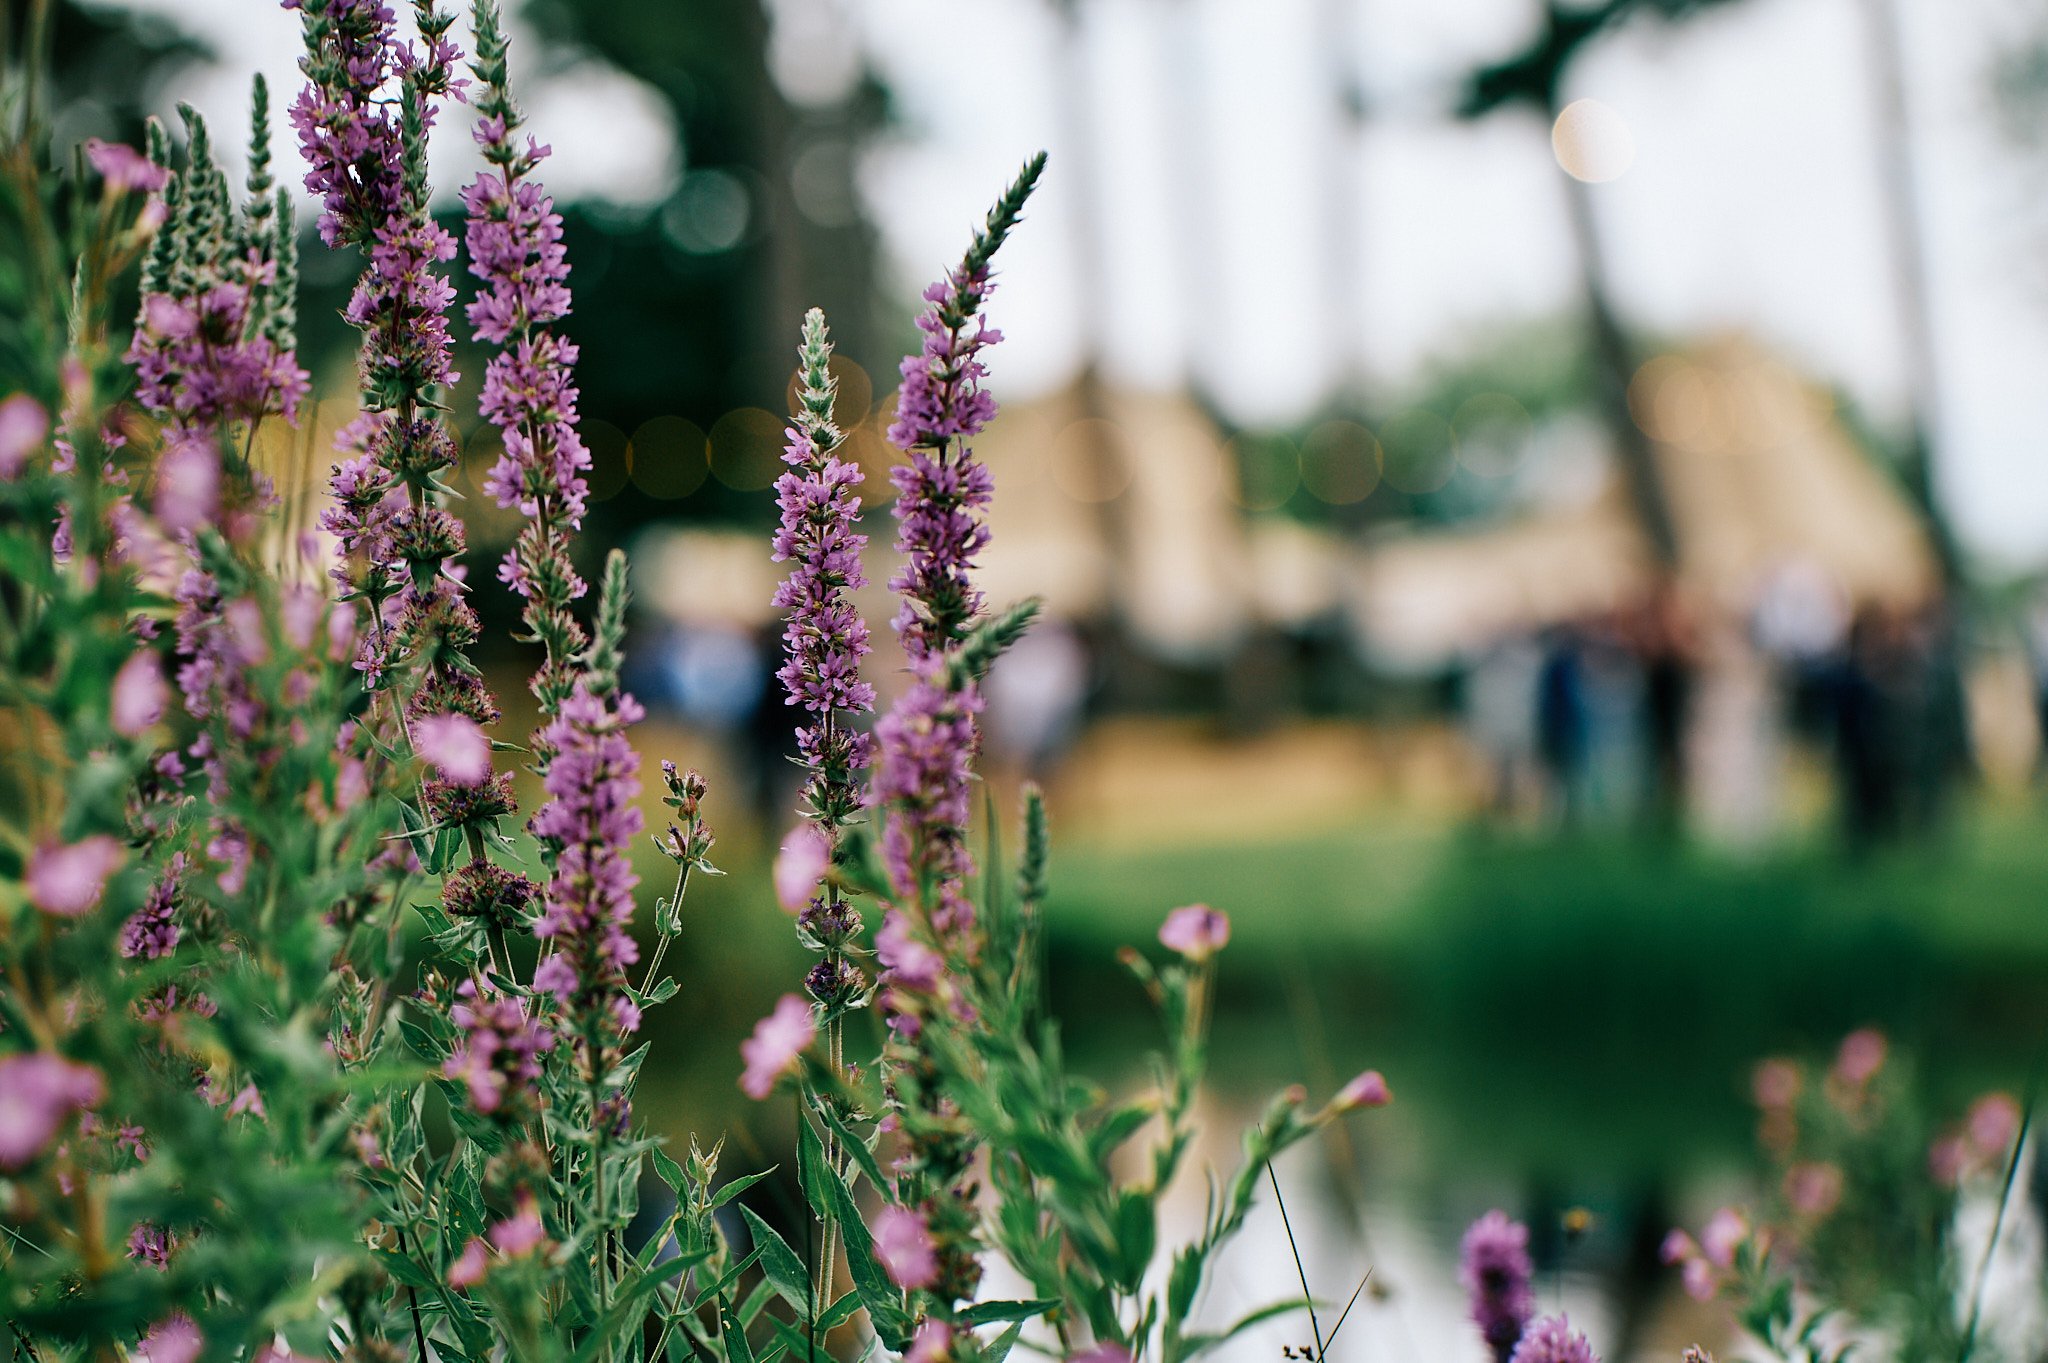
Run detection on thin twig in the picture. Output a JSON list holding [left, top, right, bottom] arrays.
[[1267, 1165, 1327, 1361], [1958, 1102, 2035, 1362]]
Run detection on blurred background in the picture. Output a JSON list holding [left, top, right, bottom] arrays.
[[37, 0, 2048, 1353]]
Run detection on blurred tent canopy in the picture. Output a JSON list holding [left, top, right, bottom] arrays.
[[1351, 338, 1940, 668]]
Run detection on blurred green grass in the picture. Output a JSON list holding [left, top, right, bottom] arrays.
[[1037, 801, 2048, 1184]]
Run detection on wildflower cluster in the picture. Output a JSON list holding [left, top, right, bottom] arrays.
[[1665, 1027, 2025, 1363], [0, 7, 1406, 1359]]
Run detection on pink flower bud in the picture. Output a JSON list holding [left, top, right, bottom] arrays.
[[1158, 903, 1230, 960], [1333, 1069, 1392, 1111], [1831, 1028, 1887, 1090], [1968, 1093, 2022, 1160]]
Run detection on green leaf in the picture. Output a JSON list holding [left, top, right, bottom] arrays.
[[651, 1146, 687, 1193], [1112, 1189, 1156, 1293], [724, 1303, 759, 1363], [821, 1171, 910, 1351], [739, 1205, 812, 1314], [983, 1322, 1026, 1363], [1180, 1297, 1311, 1358], [710, 1166, 778, 1209], [810, 1098, 888, 1196], [958, 1299, 1057, 1327], [371, 1247, 436, 1290], [796, 1112, 837, 1222]]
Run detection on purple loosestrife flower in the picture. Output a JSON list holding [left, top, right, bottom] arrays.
[[463, 0, 591, 726], [774, 310, 875, 805], [886, 154, 1044, 661], [0, 394, 48, 478], [530, 680, 644, 1052], [871, 672, 982, 942], [126, 107, 309, 541], [86, 138, 169, 194], [293, 0, 478, 708], [120, 855, 187, 961], [112, 648, 170, 737], [773, 308, 875, 1015], [1507, 1316, 1598, 1363], [444, 978, 554, 1118], [1461, 1210, 1536, 1363]]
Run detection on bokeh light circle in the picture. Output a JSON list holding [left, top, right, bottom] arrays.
[[1552, 98, 1635, 183]]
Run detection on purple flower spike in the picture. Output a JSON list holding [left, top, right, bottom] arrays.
[[1462, 1210, 1536, 1363], [870, 669, 983, 940], [463, 0, 591, 725], [885, 154, 1044, 661], [1507, 1316, 1598, 1363], [772, 411, 875, 819], [530, 680, 645, 1087]]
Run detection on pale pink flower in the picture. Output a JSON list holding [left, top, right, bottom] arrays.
[[1831, 1028, 1887, 1089], [1750, 1058, 1801, 1111], [1158, 903, 1230, 960], [1659, 1229, 1697, 1265], [137, 1314, 202, 1363], [1783, 1161, 1843, 1220], [112, 650, 170, 736], [336, 758, 370, 812], [1068, 1349, 1132, 1363], [490, 1195, 546, 1256], [906, 1320, 953, 1363], [1968, 1093, 2022, 1159], [27, 835, 124, 916], [414, 712, 492, 785], [1681, 1256, 1718, 1302], [0, 1053, 105, 1169], [0, 393, 47, 478], [1699, 1208, 1746, 1268], [85, 139, 168, 193], [1333, 1069, 1391, 1111], [773, 823, 831, 913], [153, 438, 219, 536], [739, 994, 816, 1100], [874, 1206, 939, 1290], [448, 1236, 488, 1287], [280, 584, 325, 651], [876, 910, 943, 992]]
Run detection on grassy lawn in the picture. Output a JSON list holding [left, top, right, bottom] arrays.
[[1038, 798, 2048, 1183]]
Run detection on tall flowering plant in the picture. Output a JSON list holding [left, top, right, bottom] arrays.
[[732, 167, 1396, 1363]]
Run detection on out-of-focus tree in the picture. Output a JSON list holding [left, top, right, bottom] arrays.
[[521, 0, 888, 431], [1, 0, 208, 390]]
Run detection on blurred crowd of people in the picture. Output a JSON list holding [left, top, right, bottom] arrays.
[[1462, 570, 1973, 846]]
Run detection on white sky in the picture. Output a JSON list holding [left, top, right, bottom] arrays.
[[112, 0, 2048, 567]]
